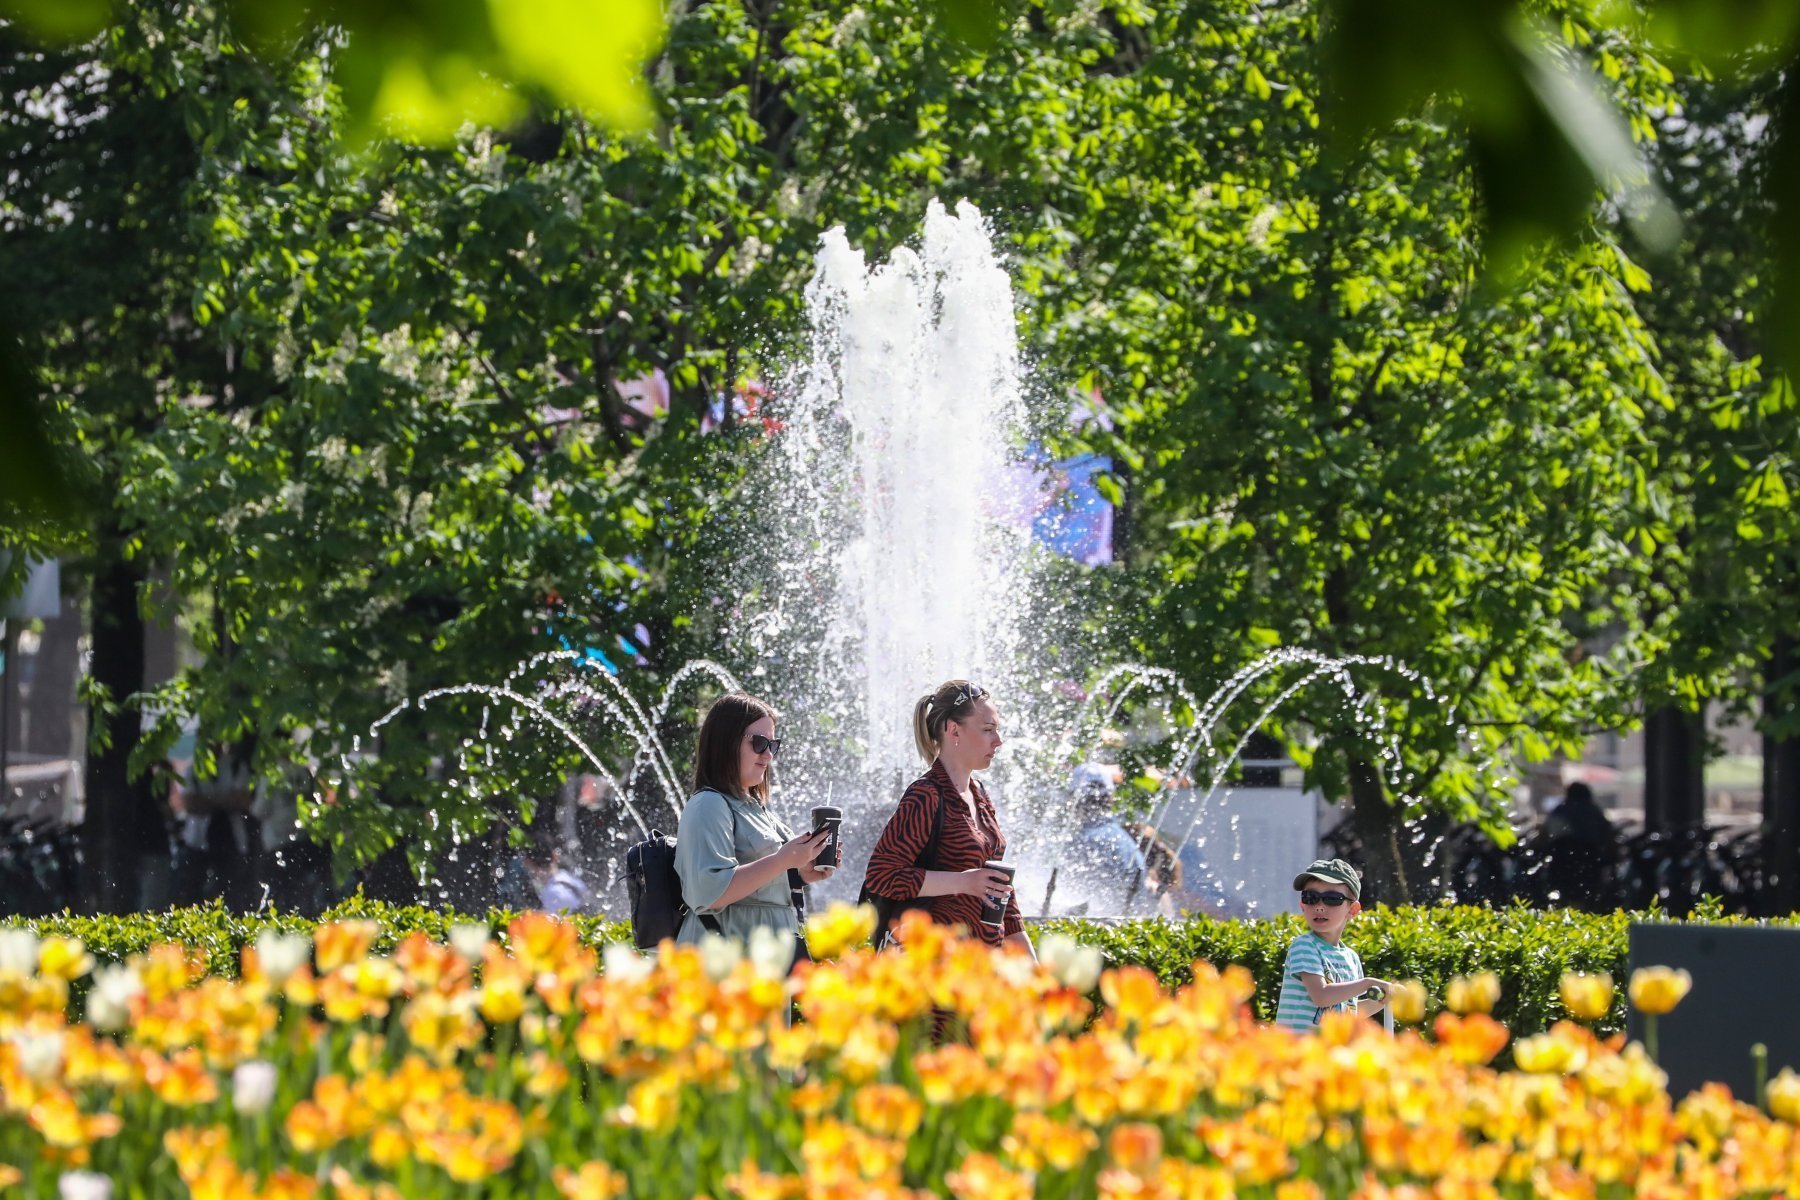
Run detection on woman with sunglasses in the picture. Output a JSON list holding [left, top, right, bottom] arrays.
[[860, 679, 1032, 956], [672, 692, 831, 960]]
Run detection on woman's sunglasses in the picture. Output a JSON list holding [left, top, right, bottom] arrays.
[[1299, 890, 1352, 908], [746, 734, 782, 757]]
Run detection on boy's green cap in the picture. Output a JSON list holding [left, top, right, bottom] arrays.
[[1293, 858, 1361, 900]]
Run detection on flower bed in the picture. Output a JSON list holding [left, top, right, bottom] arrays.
[[15, 896, 1798, 1038], [1, 905, 1797, 1198]]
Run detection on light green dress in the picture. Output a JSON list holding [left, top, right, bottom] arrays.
[[672, 787, 800, 951]]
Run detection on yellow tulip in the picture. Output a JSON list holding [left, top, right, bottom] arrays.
[[1387, 979, 1428, 1025], [1512, 1032, 1587, 1075], [37, 936, 94, 982], [1759, 1065, 1800, 1124], [803, 902, 878, 961], [1444, 972, 1501, 1015], [478, 974, 528, 1025], [1559, 971, 1614, 1022], [1628, 966, 1692, 1015]]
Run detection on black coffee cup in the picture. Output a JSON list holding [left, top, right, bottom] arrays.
[[810, 805, 843, 868], [979, 860, 1015, 927]]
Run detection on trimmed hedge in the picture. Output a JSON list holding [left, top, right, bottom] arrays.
[[10, 896, 1793, 1039]]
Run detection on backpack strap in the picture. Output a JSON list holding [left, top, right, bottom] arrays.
[[921, 783, 949, 870], [861, 782, 951, 949]]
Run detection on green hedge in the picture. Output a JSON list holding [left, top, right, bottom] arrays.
[[10, 897, 1793, 1040]]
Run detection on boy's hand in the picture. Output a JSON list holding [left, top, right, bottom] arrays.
[[1362, 977, 1392, 997]]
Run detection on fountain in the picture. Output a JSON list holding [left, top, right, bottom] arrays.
[[351, 200, 1475, 919]]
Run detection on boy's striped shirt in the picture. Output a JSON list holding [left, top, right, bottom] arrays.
[[1274, 931, 1364, 1032]]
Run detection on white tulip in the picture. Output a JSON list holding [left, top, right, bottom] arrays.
[[697, 932, 743, 981], [10, 1029, 65, 1081], [231, 1060, 278, 1116], [746, 926, 792, 981], [87, 964, 144, 1033], [448, 923, 492, 962], [57, 1172, 112, 1200], [253, 931, 312, 985], [0, 929, 39, 975], [1038, 932, 1104, 994], [992, 951, 1038, 988], [601, 943, 654, 983]]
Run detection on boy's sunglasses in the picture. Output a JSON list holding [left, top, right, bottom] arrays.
[[1300, 890, 1352, 908], [746, 734, 782, 757]]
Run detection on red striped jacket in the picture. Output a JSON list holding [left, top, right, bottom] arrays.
[[861, 759, 1024, 945]]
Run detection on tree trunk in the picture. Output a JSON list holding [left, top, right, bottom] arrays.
[[1643, 704, 1706, 832], [81, 521, 160, 913], [1765, 630, 1800, 915], [1348, 755, 1411, 906]]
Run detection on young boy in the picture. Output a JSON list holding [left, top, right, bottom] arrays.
[[1273, 858, 1390, 1033]]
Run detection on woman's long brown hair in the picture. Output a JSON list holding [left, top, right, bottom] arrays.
[[693, 691, 779, 804]]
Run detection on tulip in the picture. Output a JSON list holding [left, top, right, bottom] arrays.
[[1109, 1122, 1164, 1174], [601, 943, 654, 984], [37, 936, 94, 982], [747, 925, 792, 981], [1387, 979, 1428, 1025], [478, 974, 527, 1025], [232, 1060, 278, 1116], [1444, 971, 1500, 1015], [853, 1083, 925, 1138], [448, 922, 492, 962], [0, 928, 39, 974], [313, 920, 379, 972], [802, 902, 878, 961], [1432, 1012, 1510, 1065], [10, 1029, 65, 1080], [1038, 932, 1105, 994], [57, 1173, 111, 1200], [697, 931, 744, 982], [1512, 1031, 1587, 1075], [1559, 971, 1614, 1022], [254, 931, 313, 985], [1768, 1067, 1800, 1124], [1628, 966, 1692, 1015], [554, 1162, 628, 1200], [87, 963, 144, 1033], [1629, 965, 1692, 1064]]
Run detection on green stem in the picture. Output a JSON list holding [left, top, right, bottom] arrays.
[[1753, 1042, 1769, 1112]]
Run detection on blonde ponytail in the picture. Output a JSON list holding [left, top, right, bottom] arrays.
[[912, 693, 938, 764]]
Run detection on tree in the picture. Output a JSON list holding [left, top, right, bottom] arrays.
[[974, 1, 1680, 900], [1627, 72, 1800, 899]]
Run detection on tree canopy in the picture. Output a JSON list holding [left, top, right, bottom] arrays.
[[0, 0, 1794, 907]]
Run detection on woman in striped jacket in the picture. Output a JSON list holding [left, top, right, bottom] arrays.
[[860, 679, 1033, 956]]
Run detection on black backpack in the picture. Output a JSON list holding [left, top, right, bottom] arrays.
[[624, 830, 721, 949], [858, 790, 948, 949]]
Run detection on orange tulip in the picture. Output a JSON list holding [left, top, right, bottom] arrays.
[[313, 920, 380, 973], [554, 1161, 629, 1200], [1433, 1012, 1510, 1065]]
